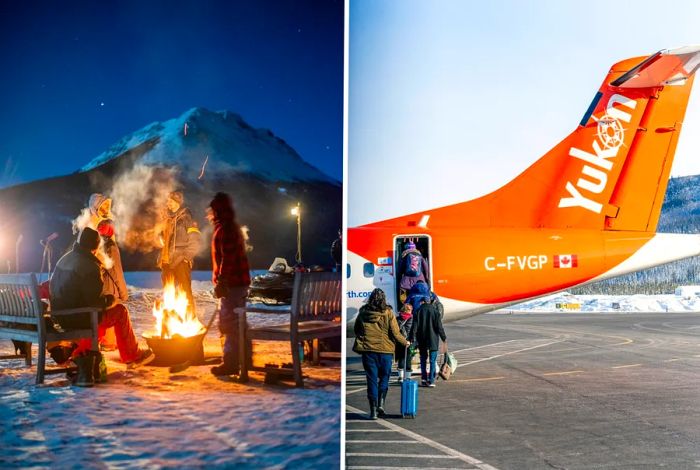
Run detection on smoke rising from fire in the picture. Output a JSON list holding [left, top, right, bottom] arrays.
[[71, 207, 114, 270], [109, 164, 178, 253]]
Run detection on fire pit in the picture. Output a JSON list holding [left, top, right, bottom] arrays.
[[143, 282, 206, 366], [143, 332, 205, 366]]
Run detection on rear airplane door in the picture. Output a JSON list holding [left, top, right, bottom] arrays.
[[394, 234, 433, 307]]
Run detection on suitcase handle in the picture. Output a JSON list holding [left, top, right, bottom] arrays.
[[405, 344, 412, 373]]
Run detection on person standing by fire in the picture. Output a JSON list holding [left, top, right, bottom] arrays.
[[207, 192, 250, 377], [158, 191, 201, 314]]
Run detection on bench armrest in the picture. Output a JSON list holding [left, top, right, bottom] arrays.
[[49, 307, 101, 316], [234, 306, 291, 315]]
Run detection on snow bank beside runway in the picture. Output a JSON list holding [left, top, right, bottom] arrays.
[[501, 292, 700, 313]]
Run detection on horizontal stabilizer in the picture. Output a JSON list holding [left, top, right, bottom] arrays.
[[612, 45, 700, 88]]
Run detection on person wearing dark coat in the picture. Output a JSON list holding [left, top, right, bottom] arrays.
[[409, 295, 447, 387], [207, 192, 251, 377], [353, 288, 409, 419], [398, 241, 430, 305], [158, 191, 201, 314], [50, 227, 153, 386], [405, 280, 431, 314], [330, 229, 342, 270]]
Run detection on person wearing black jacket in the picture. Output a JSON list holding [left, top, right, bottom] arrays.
[[51, 228, 153, 386], [408, 295, 446, 387]]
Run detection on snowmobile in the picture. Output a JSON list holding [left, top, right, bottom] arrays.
[[248, 257, 296, 305]]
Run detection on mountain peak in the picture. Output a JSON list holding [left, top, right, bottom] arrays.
[[80, 108, 337, 184]]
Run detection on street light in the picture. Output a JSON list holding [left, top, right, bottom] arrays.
[[290, 202, 302, 264]]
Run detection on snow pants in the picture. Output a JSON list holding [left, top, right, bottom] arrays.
[[73, 304, 140, 363]]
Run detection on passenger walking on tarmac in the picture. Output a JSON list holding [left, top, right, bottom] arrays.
[[395, 303, 414, 383], [158, 191, 201, 314], [353, 288, 409, 419], [409, 293, 447, 387], [207, 192, 251, 377], [398, 241, 430, 305]]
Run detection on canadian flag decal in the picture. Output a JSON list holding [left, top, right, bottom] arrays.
[[554, 254, 578, 268]]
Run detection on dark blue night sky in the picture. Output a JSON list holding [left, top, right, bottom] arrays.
[[0, 0, 343, 188]]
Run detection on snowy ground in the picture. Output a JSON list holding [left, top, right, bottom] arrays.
[[498, 291, 700, 313], [0, 280, 340, 469]]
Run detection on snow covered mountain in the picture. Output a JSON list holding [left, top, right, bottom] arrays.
[[81, 107, 337, 184], [0, 108, 341, 271]]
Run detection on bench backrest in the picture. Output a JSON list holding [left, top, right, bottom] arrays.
[[0, 273, 43, 325], [291, 272, 341, 322]]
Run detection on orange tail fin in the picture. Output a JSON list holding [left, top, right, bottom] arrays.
[[367, 46, 700, 232]]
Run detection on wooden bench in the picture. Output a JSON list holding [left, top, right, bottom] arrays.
[[237, 271, 341, 387], [0, 273, 99, 384]]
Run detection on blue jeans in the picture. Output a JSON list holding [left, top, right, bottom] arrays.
[[419, 348, 438, 384], [219, 286, 248, 367], [362, 352, 393, 402]]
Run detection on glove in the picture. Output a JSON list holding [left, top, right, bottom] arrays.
[[213, 281, 229, 299], [103, 294, 116, 309]]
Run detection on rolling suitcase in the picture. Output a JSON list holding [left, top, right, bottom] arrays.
[[401, 345, 418, 418]]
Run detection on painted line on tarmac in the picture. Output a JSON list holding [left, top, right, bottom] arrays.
[[347, 467, 462, 470], [346, 429, 393, 432], [347, 440, 416, 443], [346, 453, 461, 459], [542, 370, 584, 376], [346, 405, 500, 470], [455, 340, 564, 369], [450, 376, 505, 383]]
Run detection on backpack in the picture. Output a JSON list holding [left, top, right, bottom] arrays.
[[431, 295, 444, 320], [404, 252, 422, 277]]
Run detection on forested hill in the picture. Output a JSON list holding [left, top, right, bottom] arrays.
[[573, 175, 700, 295]]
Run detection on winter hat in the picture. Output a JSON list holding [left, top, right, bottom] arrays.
[[405, 241, 416, 250], [78, 227, 100, 251], [97, 219, 115, 238], [88, 193, 111, 216], [168, 191, 184, 205], [209, 192, 235, 222]]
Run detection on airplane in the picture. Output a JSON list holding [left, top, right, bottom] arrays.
[[347, 45, 700, 331]]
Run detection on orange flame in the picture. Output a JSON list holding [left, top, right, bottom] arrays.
[[151, 282, 204, 338]]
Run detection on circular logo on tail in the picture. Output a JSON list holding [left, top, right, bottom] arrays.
[[596, 114, 625, 149]]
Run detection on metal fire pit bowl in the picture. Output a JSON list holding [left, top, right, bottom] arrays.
[[143, 332, 205, 366]]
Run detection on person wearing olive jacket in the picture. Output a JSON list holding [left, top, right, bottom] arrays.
[[353, 288, 409, 419]]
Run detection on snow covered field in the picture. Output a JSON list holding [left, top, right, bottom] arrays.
[[0, 280, 340, 469]]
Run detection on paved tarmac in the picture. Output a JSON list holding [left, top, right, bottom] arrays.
[[346, 312, 700, 469]]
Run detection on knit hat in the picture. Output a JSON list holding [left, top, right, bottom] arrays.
[[168, 191, 184, 205], [78, 227, 100, 251], [209, 192, 235, 222], [405, 241, 416, 250]]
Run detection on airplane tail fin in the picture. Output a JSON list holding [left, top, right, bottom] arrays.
[[369, 46, 700, 232]]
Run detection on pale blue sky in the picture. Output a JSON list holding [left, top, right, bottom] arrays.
[[348, 0, 700, 225]]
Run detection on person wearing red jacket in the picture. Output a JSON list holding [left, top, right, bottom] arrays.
[[207, 192, 251, 376]]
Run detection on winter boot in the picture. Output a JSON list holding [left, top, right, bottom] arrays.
[[73, 354, 95, 387], [211, 350, 240, 377], [368, 399, 378, 420], [377, 390, 387, 418], [91, 351, 107, 384]]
